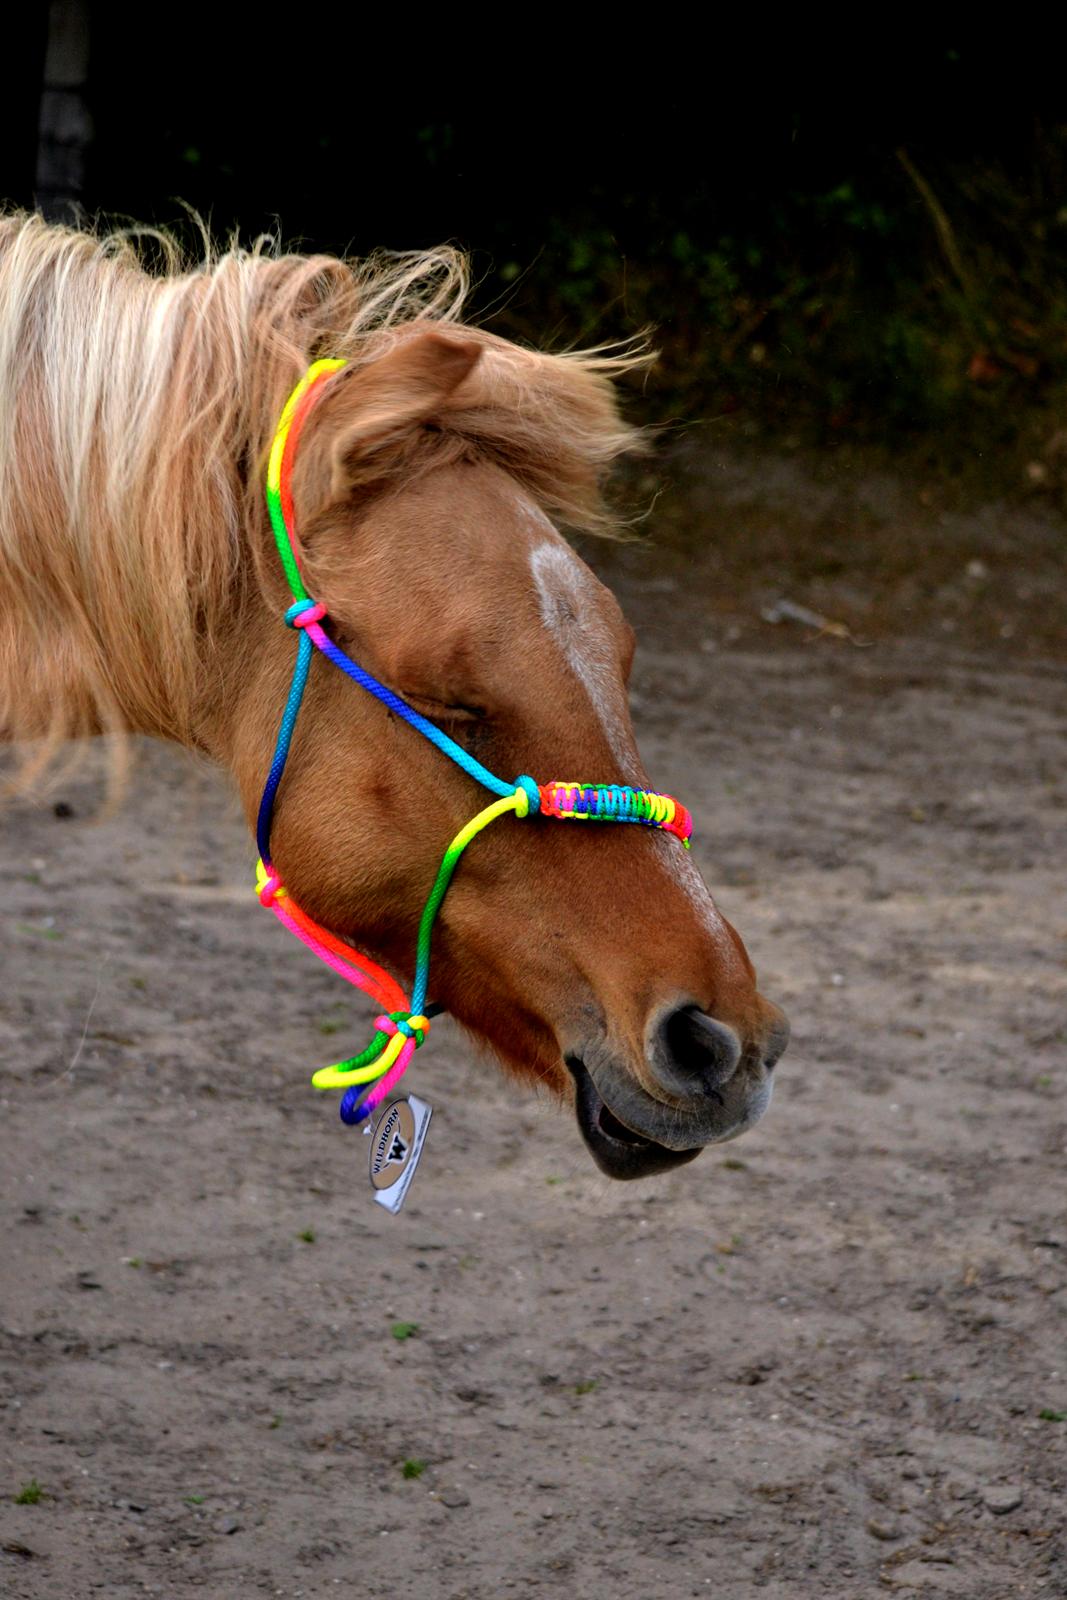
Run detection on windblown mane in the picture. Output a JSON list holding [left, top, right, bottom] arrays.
[[0, 214, 644, 779]]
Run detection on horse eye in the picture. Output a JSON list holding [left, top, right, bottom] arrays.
[[325, 627, 486, 724], [401, 691, 486, 725]]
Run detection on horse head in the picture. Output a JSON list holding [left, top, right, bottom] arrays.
[[225, 328, 789, 1178]]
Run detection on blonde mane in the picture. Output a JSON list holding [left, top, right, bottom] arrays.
[[0, 213, 644, 781]]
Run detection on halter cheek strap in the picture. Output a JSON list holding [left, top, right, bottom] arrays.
[[255, 358, 693, 1126]]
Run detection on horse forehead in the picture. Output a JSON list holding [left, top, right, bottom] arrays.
[[528, 537, 600, 626], [518, 499, 606, 623], [516, 503, 642, 778]]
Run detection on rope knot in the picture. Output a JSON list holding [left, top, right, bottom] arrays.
[[514, 774, 540, 817], [285, 599, 328, 630], [254, 859, 286, 907], [376, 1012, 431, 1048]]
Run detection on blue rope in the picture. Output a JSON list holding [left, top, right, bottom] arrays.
[[256, 628, 315, 863], [256, 602, 520, 872], [309, 631, 514, 799]]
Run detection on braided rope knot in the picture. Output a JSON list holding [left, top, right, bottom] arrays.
[[380, 1012, 431, 1048], [285, 599, 328, 629], [334, 1010, 431, 1127], [539, 780, 693, 845]]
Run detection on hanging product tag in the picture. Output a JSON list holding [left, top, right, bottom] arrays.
[[368, 1095, 432, 1214]]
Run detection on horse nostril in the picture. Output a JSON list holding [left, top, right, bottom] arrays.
[[657, 1005, 743, 1099]]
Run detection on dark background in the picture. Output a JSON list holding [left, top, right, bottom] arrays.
[[7, 11, 1067, 459]]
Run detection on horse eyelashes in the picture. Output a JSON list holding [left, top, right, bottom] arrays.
[[399, 693, 488, 727], [432, 710, 492, 757]]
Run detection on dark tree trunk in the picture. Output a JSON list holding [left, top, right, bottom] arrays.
[[36, 0, 92, 221]]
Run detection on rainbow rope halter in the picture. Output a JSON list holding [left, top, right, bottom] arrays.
[[256, 359, 693, 1127]]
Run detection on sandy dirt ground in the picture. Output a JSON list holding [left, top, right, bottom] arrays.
[[2, 450, 1066, 1599]]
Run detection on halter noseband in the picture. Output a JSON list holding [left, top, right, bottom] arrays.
[[255, 358, 692, 1127]]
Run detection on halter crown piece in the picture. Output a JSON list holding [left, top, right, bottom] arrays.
[[255, 358, 693, 1127]]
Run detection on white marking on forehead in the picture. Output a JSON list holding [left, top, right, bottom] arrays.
[[524, 513, 640, 779]]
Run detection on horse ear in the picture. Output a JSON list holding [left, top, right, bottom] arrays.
[[314, 330, 482, 500]]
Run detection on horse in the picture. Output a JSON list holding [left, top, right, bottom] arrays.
[[0, 213, 789, 1180]]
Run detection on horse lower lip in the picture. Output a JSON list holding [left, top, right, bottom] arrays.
[[596, 1100, 652, 1146], [566, 1058, 702, 1181]]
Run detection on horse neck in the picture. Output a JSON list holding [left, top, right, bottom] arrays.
[[0, 397, 263, 755]]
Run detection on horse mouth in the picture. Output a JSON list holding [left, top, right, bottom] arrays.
[[566, 1059, 702, 1181]]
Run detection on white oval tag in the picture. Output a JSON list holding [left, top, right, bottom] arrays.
[[368, 1095, 432, 1214]]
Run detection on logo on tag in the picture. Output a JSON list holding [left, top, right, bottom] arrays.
[[369, 1095, 432, 1213], [384, 1130, 408, 1167]]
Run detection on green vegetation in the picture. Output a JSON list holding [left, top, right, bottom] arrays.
[[401, 1458, 427, 1479], [390, 1321, 420, 1342], [297, 1228, 316, 1244], [492, 148, 1067, 460], [14, 1479, 44, 1505]]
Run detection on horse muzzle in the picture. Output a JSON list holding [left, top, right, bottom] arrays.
[[566, 1000, 789, 1180]]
